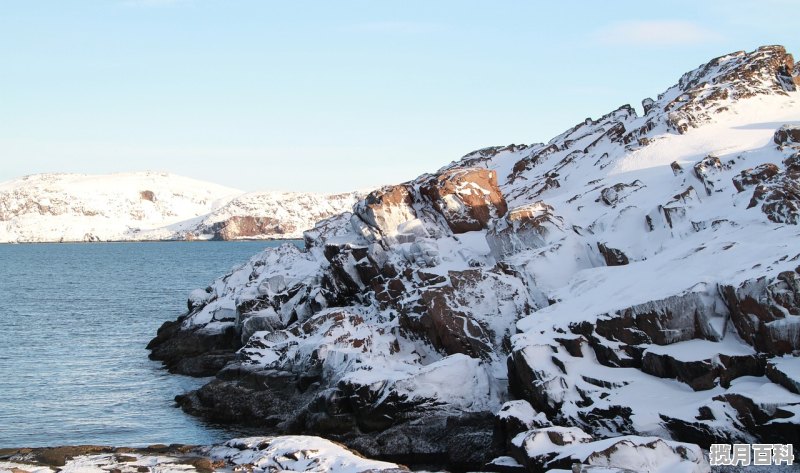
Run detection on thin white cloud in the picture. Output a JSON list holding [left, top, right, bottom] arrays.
[[594, 20, 725, 46]]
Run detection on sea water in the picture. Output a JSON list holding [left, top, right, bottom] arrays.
[[0, 241, 300, 447]]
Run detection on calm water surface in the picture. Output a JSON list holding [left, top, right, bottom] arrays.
[[0, 241, 299, 448]]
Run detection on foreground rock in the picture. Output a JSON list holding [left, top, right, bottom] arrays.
[[0, 436, 405, 473], [508, 427, 709, 473], [150, 46, 800, 470]]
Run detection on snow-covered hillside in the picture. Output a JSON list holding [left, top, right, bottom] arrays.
[[0, 172, 364, 242], [149, 46, 800, 472], [181, 191, 368, 242]]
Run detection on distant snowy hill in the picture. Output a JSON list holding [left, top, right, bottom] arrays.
[[0, 172, 364, 242], [149, 45, 800, 471]]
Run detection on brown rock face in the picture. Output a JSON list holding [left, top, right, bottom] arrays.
[[212, 216, 294, 240], [356, 185, 417, 235], [419, 168, 507, 233], [721, 271, 800, 355], [402, 284, 494, 359], [784, 153, 800, 176], [774, 125, 800, 148], [641, 351, 764, 391], [139, 190, 156, 202], [397, 266, 530, 361], [733, 163, 780, 192], [748, 175, 800, 224], [597, 243, 629, 266]]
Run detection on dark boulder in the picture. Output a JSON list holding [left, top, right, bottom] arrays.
[[732, 163, 780, 192], [774, 124, 800, 148]]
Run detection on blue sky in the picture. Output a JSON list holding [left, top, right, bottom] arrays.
[[2, 1, 798, 192]]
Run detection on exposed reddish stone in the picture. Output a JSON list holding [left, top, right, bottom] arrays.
[[212, 216, 294, 240], [721, 271, 800, 355], [783, 153, 800, 176], [419, 168, 507, 234], [774, 124, 800, 148], [733, 163, 780, 192], [400, 284, 493, 359], [641, 351, 764, 391], [748, 176, 800, 224], [356, 185, 417, 235], [597, 243, 629, 266]]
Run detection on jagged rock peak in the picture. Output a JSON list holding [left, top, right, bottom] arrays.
[[653, 45, 797, 134], [453, 45, 799, 169], [675, 45, 795, 95]]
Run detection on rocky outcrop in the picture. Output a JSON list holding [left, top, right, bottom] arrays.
[[693, 155, 730, 195], [597, 242, 629, 266], [420, 168, 507, 234], [353, 185, 417, 242], [775, 124, 800, 148], [721, 270, 800, 355], [663, 45, 797, 133], [641, 348, 763, 391], [507, 427, 709, 473], [749, 175, 800, 224], [598, 181, 645, 206], [175, 355, 501, 471], [487, 202, 564, 259], [150, 45, 800, 471], [147, 315, 240, 377], [733, 163, 780, 192], [767, 356, 800, 394], [209, 216, 292, 240], [183, 190, 367, 241]]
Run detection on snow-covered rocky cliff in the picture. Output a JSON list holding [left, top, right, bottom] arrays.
[[0, 172, 364, 242], [149, 46, 800, 472]]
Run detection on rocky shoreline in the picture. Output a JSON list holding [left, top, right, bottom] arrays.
[[0, 437, 408, 473], [143, 46, 800, 473]]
